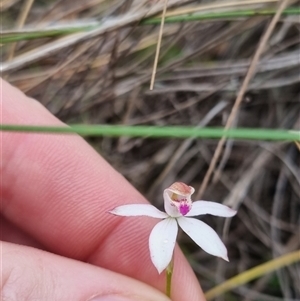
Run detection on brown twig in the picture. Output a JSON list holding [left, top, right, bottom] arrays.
[[150, 0, 169, 90], [196, 0, 291, 199]]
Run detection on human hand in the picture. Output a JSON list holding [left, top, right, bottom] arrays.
[[1, 78, 205, 301]]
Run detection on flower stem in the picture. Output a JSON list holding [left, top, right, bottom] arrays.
[[166, 255, 174, 298]]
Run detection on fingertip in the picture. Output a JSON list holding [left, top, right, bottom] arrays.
[[2, 242, 170, 301]]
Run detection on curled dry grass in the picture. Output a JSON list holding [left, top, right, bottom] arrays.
[[2, 0, 300, 299]]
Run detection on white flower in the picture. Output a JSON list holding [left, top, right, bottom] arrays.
[[109, 182, 237, 274]]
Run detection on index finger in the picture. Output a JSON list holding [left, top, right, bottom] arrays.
[[1, 78, 204, 301]]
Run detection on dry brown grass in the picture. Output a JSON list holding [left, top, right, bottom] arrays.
[[2, 0, 300, 299]]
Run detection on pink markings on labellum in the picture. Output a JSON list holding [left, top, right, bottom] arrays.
[[179, 203, 190, 215], [170, 196, 192, 215]]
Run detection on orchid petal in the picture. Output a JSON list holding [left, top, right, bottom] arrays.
[[186, 201, 237, 217], [149, 218, 178, 274], [109, 204, 168, 219], [177, 217, 229, 261], [163, 191, 181, 217]]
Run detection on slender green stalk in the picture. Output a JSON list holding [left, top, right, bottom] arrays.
[[166, 256, 174, 298], [1, 8, 299, 44], [1, 124, 299, 141]]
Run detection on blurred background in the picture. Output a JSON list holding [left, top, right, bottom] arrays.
[[2, 0, 300, 300]]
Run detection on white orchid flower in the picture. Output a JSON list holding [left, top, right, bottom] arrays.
[[109, 182, 237, 274]]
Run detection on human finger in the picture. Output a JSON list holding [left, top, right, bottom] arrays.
[[2, 241, 170, 301], [1, 78, 204, 301]]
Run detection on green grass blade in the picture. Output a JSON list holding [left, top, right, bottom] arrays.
[[1, 23, 98, 44], [205, 250, 300, 300], [1, 124, 299, 141], [143, 7, 300, 25], [1, 8, 299, 44]]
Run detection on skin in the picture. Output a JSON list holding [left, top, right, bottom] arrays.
[[1, 78, 206, 301]]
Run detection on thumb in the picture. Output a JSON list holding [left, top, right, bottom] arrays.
[[2, 241, 170, 301]]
